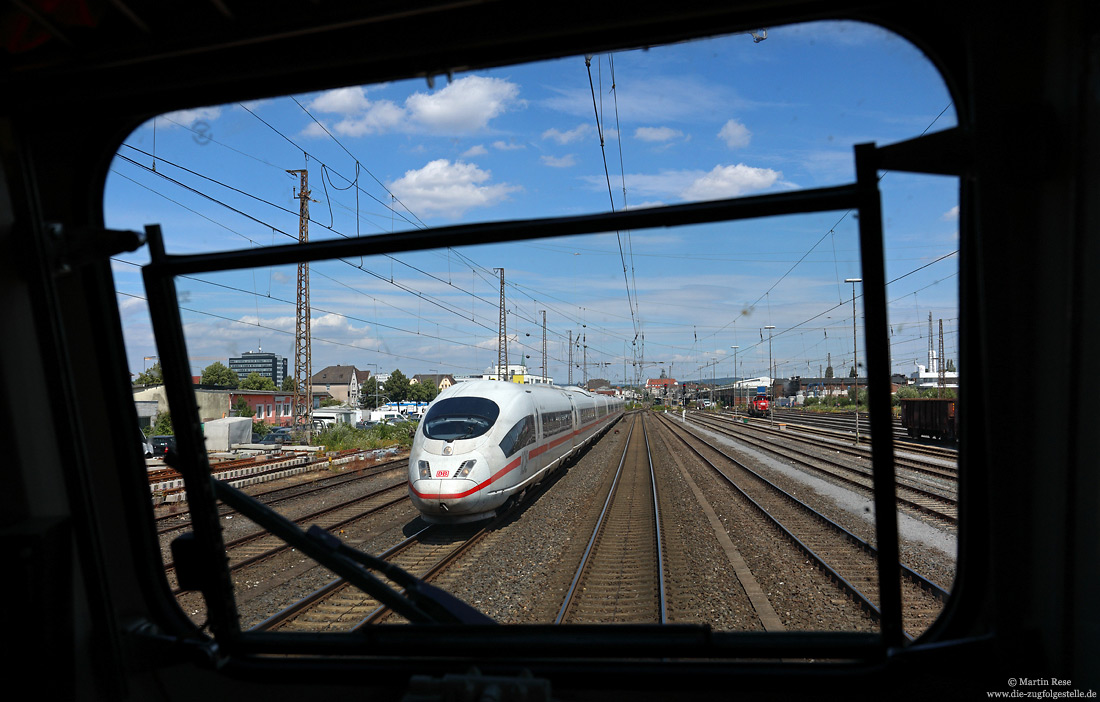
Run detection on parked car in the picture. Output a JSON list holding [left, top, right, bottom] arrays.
[[355, 420, 377, 429], [140, 427, 153, 458], [256, 433, 287, 445], [150, 435, 176, 456]]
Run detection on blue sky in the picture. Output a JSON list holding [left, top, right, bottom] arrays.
[[105, 21, 959, 387]]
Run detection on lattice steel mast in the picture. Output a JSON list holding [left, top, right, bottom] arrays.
[[496, 268, 506, 381], [938, 319, 947, 396], [288, 169, 313, 436], [568, 331, 573, 385]]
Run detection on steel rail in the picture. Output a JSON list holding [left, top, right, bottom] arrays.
[[658, 414, 949, 640], [555, 414, 636, 624], [687, 413, 957, 524]]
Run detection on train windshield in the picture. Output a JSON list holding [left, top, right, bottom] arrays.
[[422, 397, 501, 440]]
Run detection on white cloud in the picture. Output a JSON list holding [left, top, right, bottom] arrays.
[[543, 76, 756, 123], [542, 124, 591, 144], [463, 144, 488, 157], [624, 200, 668, 210], [681, 164, 780, 200], [301, 121, 330, 138], [942, 205, 959, 220], [388, 159, 521, 218], [541, 154, 576, 168], [309, 87, 371, 115], [304, 76, 521, 137], [329, 101, 405, 137], [718, 119, 752, 148], [160, 106, 222, 128], [405, 76, 521, 133], [493, 140, 526, 150], [582, 163, 783, 201], [635, 126, 683, 142]]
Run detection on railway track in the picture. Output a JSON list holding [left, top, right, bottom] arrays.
[[251, 522, 490, 633], [556, 413, 666, 625], [696, 411, 957, 481], [687, 413, 958, 527], [165, 478, 410, 593], [655, 413, 948, 640], [762, 408, 959, 462], [244, 429, 613, 630], [156, 456, 407, 536]]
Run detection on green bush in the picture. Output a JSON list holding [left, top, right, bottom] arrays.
[[314, 420, 416, 451]]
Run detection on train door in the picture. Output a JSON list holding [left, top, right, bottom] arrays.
[[568, 394, 579, 454], [531, 408, 546, 476]]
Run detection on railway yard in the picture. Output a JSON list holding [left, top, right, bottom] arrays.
[[154, 409, 957, 639]]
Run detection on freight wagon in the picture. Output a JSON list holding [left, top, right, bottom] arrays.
[[899, 397, 958, 441]]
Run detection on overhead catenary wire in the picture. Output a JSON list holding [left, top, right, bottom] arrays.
[[117, 90, 959, 383]]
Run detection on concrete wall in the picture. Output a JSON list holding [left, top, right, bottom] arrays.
[[204, 417, 252, 452], [132, 386, 232, 424]]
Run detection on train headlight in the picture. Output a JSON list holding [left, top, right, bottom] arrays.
[[455, 459, 477, 478], [418, 460, 431, 479]]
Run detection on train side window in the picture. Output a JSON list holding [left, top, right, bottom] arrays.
[[499, 415, 536, 457]]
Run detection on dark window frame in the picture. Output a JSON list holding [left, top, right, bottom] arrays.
[[141, 130, 963, 661]]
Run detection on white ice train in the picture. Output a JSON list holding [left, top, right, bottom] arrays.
[[408, 380, 625, 522]]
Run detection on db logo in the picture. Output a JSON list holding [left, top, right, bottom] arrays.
[[435, 470, 450, 478]]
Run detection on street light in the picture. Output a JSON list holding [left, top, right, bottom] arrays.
[[764, 326, 775, 424], [845, 278, 862, 443], [730, 345, 740, 415], [366, 363, 382, 411]]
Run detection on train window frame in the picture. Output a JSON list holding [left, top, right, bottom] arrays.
[[139, 121, 964, 661], [421, 396, 501, 441]]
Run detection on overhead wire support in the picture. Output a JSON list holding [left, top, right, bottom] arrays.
[[288, 168, 313, 438], [497, 268, 507, 381]]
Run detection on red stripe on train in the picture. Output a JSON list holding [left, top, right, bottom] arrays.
[[409, 409, 621, 500]]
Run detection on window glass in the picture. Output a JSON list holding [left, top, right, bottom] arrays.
[[499, 415, 537, 457], [108, 21, 957, 641], [422, 397, 501, 440]]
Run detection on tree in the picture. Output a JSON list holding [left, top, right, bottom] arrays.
[[133, 362, 163, 385], [280, 376, 297, 392], [895, 386, 921, 400], [825, 364, 834, 379], [409, 381, 437, 403], [200, 361, 238, 387], [384, 369, 410, 403], [240, 372, 276, 391], [233, 397, 254, 417], [359, 377, 383, 409], [946, 359, 956, 372], [148, 410, 173, 435], [849, 365, 857, 377]]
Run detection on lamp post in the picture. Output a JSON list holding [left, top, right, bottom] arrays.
[[730, 345, 740, 415], [764, 326, 775, 424], [367, 363, 381, 411], [845, 278, 862, 443]]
